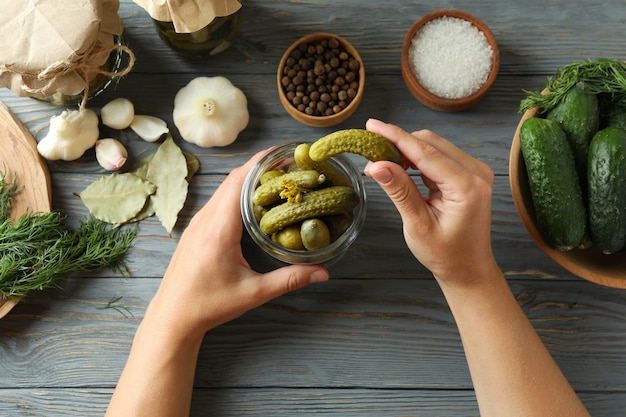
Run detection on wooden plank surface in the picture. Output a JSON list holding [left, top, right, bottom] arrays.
[[1, 0, 625, 416], [1, 388, 625, 417], [1, 278, 625, 416], [2, 278, 625, 388]]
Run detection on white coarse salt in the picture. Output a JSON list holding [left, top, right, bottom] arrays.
[[408, 16, 493, 99]]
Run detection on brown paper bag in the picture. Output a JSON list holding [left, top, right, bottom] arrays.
[[0, 0, 134, 106], [133, 0, 242, 33]]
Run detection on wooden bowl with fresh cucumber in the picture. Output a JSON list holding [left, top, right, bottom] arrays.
[[510, 105, 626, 289]]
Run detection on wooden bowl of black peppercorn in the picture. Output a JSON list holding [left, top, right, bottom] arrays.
[[277, 33, 364, 127]]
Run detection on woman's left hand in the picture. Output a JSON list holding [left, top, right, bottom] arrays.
[[148, 152, 329, 341]]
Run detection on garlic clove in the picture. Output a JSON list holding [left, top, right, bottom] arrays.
[[101, 98, 135, 129], [130, 115, 169, 142], [95, 138, 128, 171]]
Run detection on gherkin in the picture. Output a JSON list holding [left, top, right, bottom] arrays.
[[309, 129, 402, 165]]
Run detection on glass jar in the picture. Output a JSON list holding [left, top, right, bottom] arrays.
[[153, 7, 243, 57], [40, 37, 128, 106], [241, 142, 367, 265]]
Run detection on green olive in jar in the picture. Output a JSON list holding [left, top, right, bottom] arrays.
[[272, 224, 305, 250], [300, 218, 331, 251]]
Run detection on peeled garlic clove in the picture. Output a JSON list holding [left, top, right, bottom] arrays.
[[101, 98, 135, 129], [96, 138, 128, 171], [130, 115, 169, 142]]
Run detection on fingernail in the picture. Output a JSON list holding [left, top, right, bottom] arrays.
[[366, 118, 384, 128], [310, 269, 329, 283]]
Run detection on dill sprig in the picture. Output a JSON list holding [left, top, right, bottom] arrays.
[[0, 168, 20, 221], [519, 58, 626, 113], [98, 295, 134, 318], [0, 170, 136, 300]]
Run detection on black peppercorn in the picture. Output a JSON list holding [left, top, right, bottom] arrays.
[[281, 36, 360, 117], [281, 38, 360, 116]]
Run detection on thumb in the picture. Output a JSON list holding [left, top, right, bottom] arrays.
[[365, 161, 425, 222], [256, 265, 329, 300]]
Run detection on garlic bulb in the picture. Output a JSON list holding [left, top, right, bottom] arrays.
[[95, 138, 128, 171], [173, 76, 249, 148], [101, 98, 135, 129], [37, 108, 99, 161]]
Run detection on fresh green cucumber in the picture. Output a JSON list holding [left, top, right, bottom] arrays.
[[605, 107, 626, 130], [587, 127, 626, 254], [519, 117, 587, 251], [546, 83, 600, 187]]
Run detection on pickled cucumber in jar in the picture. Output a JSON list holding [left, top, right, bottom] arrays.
[[152, 10, 242, 56]]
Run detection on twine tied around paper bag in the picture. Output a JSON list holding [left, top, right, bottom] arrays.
[[14, 43, 135, 110]]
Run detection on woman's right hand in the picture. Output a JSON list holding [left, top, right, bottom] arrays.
[[364, 119, 592, 417], [364, 118, 498, 289]]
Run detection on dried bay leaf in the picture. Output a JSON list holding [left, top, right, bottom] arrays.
[[146, 135, 188, 235], [129, 153, 154, 180], [79, 135, 198, 232], [128, 194, 156, 223], [183, 151, 200, 181], [129, 153, 156, 223], [79, 173, 157, 224], [133, 151, 199, 182]]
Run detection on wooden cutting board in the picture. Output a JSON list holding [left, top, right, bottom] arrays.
[[0, 102, 52, 318]]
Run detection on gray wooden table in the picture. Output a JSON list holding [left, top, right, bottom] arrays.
[[1, 1, 625, 416]]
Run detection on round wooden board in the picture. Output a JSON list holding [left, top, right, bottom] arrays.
[[0, 102, 52, 318]]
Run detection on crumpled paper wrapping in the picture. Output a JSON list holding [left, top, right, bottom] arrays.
[[133, 0, 242, 33], [0, 0, 132, 102]]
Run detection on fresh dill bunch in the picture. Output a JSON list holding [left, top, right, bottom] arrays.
[[519, 58, 626, 113], [0, 172, 136, 300]]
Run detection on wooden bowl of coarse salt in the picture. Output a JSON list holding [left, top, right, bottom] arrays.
[[401, 9, 499, 112]]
